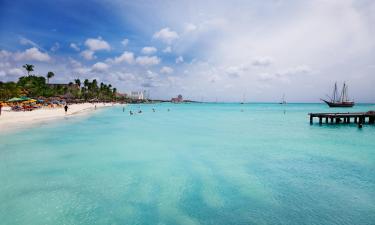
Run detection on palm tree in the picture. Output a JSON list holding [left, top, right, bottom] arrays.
[[74, 79, 81, 88], [46, 71, 55, 84], [22, 64, 34, 76], [83, 79, 89, 88]]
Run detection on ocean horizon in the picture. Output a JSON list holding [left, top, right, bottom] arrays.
[[1, 103, 374, 225]]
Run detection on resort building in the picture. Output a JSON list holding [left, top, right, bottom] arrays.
[[129, 91, 144, 100], [171, 94, 183, 103], [115, 92, 127, 98]]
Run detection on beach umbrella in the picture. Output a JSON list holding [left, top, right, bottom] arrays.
[[19, 96, 31, 101], [23, 99, 37, 104], [7, 97, 23, 102]]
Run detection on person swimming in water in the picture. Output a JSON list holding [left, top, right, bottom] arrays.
[[129, 110, 133, 115], [138, 110, 142, 113], [152, 108, 155, 112]]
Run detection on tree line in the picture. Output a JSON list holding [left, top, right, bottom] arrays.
[[0, 64, 121, 101]]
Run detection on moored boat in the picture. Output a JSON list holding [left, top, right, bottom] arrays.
[[321, 82, 354, 107]]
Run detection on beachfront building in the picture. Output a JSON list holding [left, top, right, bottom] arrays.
[[171, 94, 183, 103], [115, 92, 127, 98], [129, 91, 144, 100]]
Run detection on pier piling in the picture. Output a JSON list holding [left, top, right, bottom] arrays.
[[369, 116, 375, 124], [308, 111, 375, 128]]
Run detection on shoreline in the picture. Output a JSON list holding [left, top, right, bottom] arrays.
[[0, 103, 119, 134]]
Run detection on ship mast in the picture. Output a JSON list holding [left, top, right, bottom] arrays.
[[332, 82, 338, 102], [340, 82, 348, 102]]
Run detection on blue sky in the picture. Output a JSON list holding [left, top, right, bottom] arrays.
[[0, 0, 374, 102]]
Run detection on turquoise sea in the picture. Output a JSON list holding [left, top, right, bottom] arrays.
[[1, 103, 375, 225]]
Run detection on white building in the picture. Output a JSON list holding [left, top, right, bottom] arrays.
[[129, 91, 144, 100]]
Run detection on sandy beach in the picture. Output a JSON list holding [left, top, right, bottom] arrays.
[[0, 103, 117, 132]]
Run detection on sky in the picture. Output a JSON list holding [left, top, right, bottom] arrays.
[[0, 0, 374, 102]]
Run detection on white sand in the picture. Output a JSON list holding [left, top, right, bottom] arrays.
[[0, 103, 118, 133]]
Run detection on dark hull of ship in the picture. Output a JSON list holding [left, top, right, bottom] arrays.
[[323, 100, 354, 107]]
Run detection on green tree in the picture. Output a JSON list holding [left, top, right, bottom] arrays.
[[22, 64, 34, 76], [74, 79, 81, 88], [17, 76, 47, 97], [46, 71, 55, 84], [0, 82, 21, 100]]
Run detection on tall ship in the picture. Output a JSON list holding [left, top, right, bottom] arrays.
[[279, 93, 286, 104], [321, 82, 354, 107]]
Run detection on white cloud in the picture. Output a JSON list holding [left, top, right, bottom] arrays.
[[8, 68, 24, 76], [80, 50, 95, 60], [69, 58, 83, 68], [68, 58, 91, 75], [184, 23, 197, 33], [251, 57, 273, 67], [74, 67, 91, 75], [0, 50, 12, 59], [92, 62, 109, 72], [160, 66, 174, 74], [175, 56, 184, 64], [136, 56, 161, 66], [257, 73, 275, 82], [141, 46, 157, 55], [257, 65, 312, 83], [70, 43, 80, 51], [0, 62, 10, 68], [111, 51, 134, 64], [121, 38, 129, 46], [276, 65, 312, 77], [19, 37, 39, 48], [84, 37, 111, 51], [226, 66, 242, 78], [80, 37, 111, 60], [50, 42, 60, 52], [13, 47, 51, 62], [153, 27, 179, 44], [117, 72, 135, 81], [147, 70, 158, 78], [163, 46, 172, 53]]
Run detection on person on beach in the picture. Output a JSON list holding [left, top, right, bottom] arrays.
[[95, 105, 97, 110], [64, 104, 68, 114], [0, 102, 2, 116]]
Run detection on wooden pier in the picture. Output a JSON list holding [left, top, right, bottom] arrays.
[[309, 111, 375, 128]]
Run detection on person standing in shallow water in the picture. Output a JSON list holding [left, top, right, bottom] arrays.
[[64, 104, 68, 114]]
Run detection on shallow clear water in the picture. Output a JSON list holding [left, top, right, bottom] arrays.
[[1, 103, 375, 225]]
